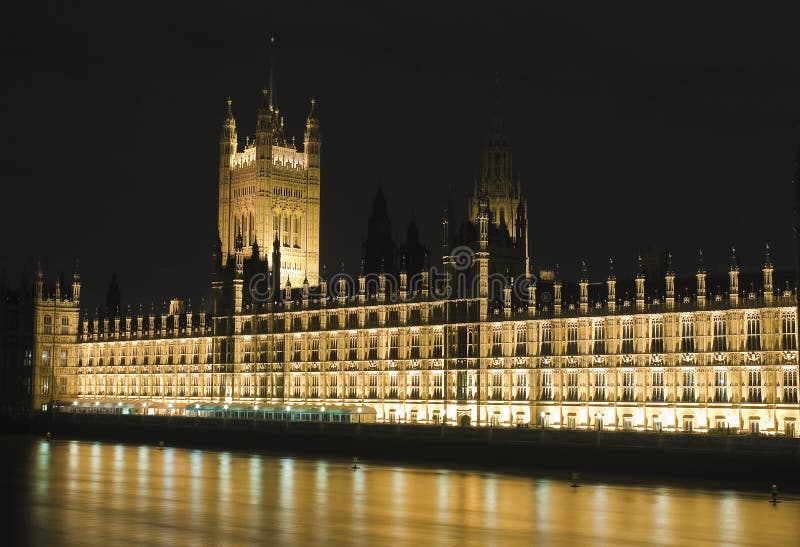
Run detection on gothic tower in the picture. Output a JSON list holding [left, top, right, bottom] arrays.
[[469, 77, 527, 251], [217, 54, 320, 286]]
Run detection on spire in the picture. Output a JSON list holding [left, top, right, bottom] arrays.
[[665, 250, 674, 275], [697, 249, 705, 273], [580, 259, 589, 283], [729, 245, 739, 271], [636, 254, 645, 279], [763, 242, 773, 269], [268, 36, 277, 109]]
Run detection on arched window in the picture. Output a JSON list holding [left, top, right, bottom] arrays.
[[293, 216, 301, 248]]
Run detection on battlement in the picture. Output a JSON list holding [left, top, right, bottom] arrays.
[[231, 145, 256, 169], [272, 145, 307, 169]]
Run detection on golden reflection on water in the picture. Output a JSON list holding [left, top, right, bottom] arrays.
[[8, 438, 797, 547]]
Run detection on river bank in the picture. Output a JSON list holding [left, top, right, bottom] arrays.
[[3, 413, 799, 490]]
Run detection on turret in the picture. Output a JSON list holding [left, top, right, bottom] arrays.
[[696, 250, 707, 307], [399, 255, 408, 302], [527, 268, 537, 316], [303, 98, 320, 174], [302, 276, 309, 308], [606, 258, 616, 312], [553, 264, 562, 315], [284, 276, 292, 305], [358, 257, 366, 304], [319, 265, 328, 308], [219, 98, 238, 168], [762, 242, 774, 303], [664, 251, 675, 309], [579, 260, 589, 314], [35, 258, 43, 300], [71, 259, 81, 303], [233, 230, 244, 314], [271, 235, 282, 305], [378, 259, 386, 303], [219, 99, 238, 260], [635, 255, 646, 310], [337, 262, 347, 305], [440, 209, 451, 297], [729, 245, 740, 305], [503, 274, 512, 317]]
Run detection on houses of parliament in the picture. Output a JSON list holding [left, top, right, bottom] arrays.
[[2, 73, 799, 438]]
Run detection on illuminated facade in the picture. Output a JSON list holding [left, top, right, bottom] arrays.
[[26, 81, 800, 436]]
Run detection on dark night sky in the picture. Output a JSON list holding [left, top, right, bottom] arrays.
[[2, 1, 800, 308]]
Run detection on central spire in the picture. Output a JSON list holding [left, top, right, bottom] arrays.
[[268, 36, 277, 110]]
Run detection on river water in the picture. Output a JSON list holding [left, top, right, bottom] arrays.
[[0, 436, 794, 546]]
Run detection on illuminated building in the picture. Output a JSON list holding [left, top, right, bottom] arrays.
[[26, 78, 800, 436]]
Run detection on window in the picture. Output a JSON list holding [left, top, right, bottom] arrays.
[[410, 331, 420, 359], [432, 373, 443, 399], [368, 374, 378, 399], [243, 342, 252, 363], [540, 323, 552, 356], [782, 313, 797, 350], [713, 315, 727, 352], [566, 415, 577, 429], [282, 215, 289, 246], [409, 374, 420, 399], [328, 337, 338, 361], [593, 372, 606, 401], [43, 315, 52, 334], [292, 217, 301, 248], [310, 337, 320, 361], [714, 370, 728, 402], [42, 350, 51, 367], [291, 374, 302, 398], [566, 323, 578, 355], [621, 319, 634, 354], [59, 349, 68, 367], [348, 335, 358, 360], [593, 321, 605, 354], [432, 330, 443, 358], [492, 328, 502, 357], [61, 316, 70, 334], [272, 214, 280, 244], [367, 334, 378, 360], [388, 374, 398, 399], [389, 332, 399, 359], [784, 369, 798, 403], [514, 372, 528, 401], [490, 372, 503, 400], [58, 377, 67, 396], [650, 319, 664, 353], [680, 317, 694, 352], [746, 315, 761, 351], [621, 371, 635, 401], [309, 375, 320, 398], [539, 371, 553, 400], [651, 371, 665, 402], [293, 338, 302, 361], [457, 371, 470, 399], [566, 372, 579, 401], [328, 375, 339, 399], [747, 370, 762, 402], [682, 370, 696, 402], [515, 326, 527, 356], [348, 374, 358, 399]]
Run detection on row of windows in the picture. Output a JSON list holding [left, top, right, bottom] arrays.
[[536, 314, 796, 355], [42, 315, 70, 335], [70, 369, 800, 404]]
